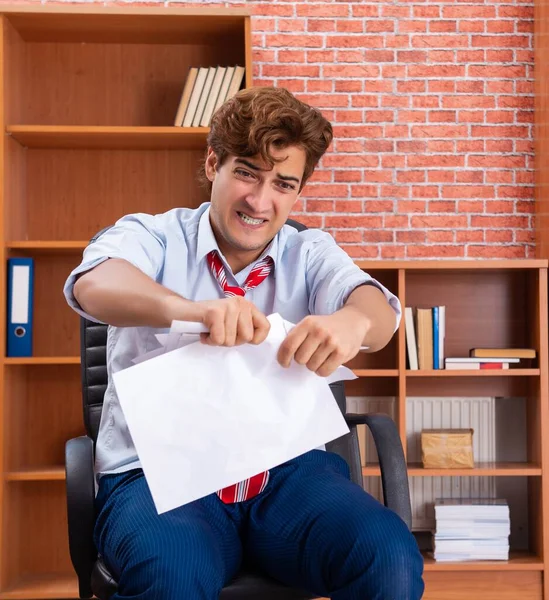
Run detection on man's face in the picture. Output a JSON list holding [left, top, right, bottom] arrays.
[[205, 144, 306, 270]]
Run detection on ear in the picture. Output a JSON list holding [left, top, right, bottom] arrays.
[[205, 147, 218, 182]]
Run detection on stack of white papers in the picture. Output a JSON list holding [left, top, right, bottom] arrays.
[[433, 498, 510, 561], [113, 313, 356, 514]]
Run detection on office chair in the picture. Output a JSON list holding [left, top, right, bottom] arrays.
[[65, 218, 412, 599]]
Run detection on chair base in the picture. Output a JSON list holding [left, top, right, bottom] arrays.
[[91, 556, 319, 600]]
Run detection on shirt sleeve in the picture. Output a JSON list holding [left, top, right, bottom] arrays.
[[63, 213, 166, 324], [305, 230, 402, 331]]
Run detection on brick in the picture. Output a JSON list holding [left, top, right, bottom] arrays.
[[336, 20, 364, 33], [364, 200, 395, 212], [411, 125, 468, 138], [307, 80, 333, 93], [499, 95, 535, 109], [457, 230, 484, 242], [337, 49, 365, 62], [365, 50, 395, 62], [298, 94, 349, 108], [515, 230, 535, 243], [468, 155, 526, 169], [334, 230, 363, 243], [341, 245, 380, 259], [398, 21, 427, 34], [427, 51, 456, 63], [487, 80, 515, 93], [471, 215, 529, 228], [407, 245, 465, 258], [456, 171, 484, 183], [397, 50, 428, 62], [429, 201, 457, 212], [254, 4, 294, 16], [266, 34, 323, 48], [332, 125, 383, 138], [430, 20, 457, 33], [384, 36, 411, 49], [467, 246, 526, 259], [352, 5, 380, 17], [398, 81, 426, 93], [498, 186, 535, 199], [334, 170, 362, 183], [363, 170, 394, 183], [486, 140, 514, 152], [444, 6, 496, 18], [385, 125, 412, 138], [326, 35, 384, 48], [498, 6, 533, 18], [296, 4, 349, 17], [307, 50, 335, 62], [384, 215, 410, 228], [382, 95, 410, 108], [366, 20, 395, 33], [350, 185, 378, 197], [486, 111, 515, 124], [306, 184, 349, 198], [397, 111, 426, 123], [335, 141, 363, 154], [443, 95, 495, 109], [516, 200, 535, 213], [382, 246, 406, 259], [407, 154, 464, 168], [335, 80, 362, 93], [516, 171, 535, 184], [351, 95, 380, 107], [278, 50, 305, 62], [308, 20, 336, 33], [363, 230, 394, 243], [277, 79, 305, 93], [412, 96, 440, 109], [335, 200, 365, 213], [365, 110, 394, 122], [290, 215, 323, 229], [487, 50, 514, 62], [324, 154, 380, 168], [382, 155, 406, 168], [382, 65, 406, 78], [471, 125, 529, 137], [412, 35, 469, 48], [408, 65, 465, 78], [487, 21, 515, 34], [471, 35, 530, 48], [426, 141, 456, 153], [429, 111, 457, 123], [335, 110, 365, 123], [468, 65, 527, 78], [486, 230, 513, 242], [428, 171, 455, 183], [384, 185, 411, 198], [397, 170, 425, 183], [263, 65, 319, 78], [457, 51, 485, 64], [458, 201, 485, 213], [382, 5, 410, 18], [397, 230, 426, 243], [411, 186, 440, 199], [411, 215, 468, 228], [442, 185, 495, 199], [428, 81, 455, 93], [306, 200, 335, 212], [457, 110, 485, 123], [325, 216, 383, 228], [413, 6, 441, 18], [398, 201, 427, 213], [427, 230, 455, 243], [324, 65, 380, 78]]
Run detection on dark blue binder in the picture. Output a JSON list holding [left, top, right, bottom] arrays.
[[6, 257, 34, 357]]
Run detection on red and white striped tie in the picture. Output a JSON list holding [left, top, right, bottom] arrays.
[[207, 250, 274, 503]]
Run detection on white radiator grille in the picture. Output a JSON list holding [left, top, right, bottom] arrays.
[[346, 396, 496, 531]]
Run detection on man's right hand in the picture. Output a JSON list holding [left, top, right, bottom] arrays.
[[196, 297, 270, 347]]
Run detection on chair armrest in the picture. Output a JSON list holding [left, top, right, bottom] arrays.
[[345, 413, 413, 530], [65, 436, 97, 598]]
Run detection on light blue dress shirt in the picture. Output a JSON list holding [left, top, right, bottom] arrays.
[[63, 202, 401, 480]]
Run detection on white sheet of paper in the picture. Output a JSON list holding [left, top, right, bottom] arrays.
[[114, 313, 355, 514]]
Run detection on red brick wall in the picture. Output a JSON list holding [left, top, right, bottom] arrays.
[[34, 0, 536, 259], [247, 0, 535, 259]]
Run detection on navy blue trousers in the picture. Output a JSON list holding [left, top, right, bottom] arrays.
[[94, 450, 424, 599]]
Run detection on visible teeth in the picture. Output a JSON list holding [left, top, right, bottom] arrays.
[[238, 212, 264, 225]]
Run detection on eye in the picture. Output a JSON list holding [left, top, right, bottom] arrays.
[[235, 168, 255, 179], [278, 181, 296, 191]]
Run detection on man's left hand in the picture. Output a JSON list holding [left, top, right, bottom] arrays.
[[277, 309, 370, 377]]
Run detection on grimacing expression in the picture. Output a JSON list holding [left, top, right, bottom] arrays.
[[206, 145, 306, 268]]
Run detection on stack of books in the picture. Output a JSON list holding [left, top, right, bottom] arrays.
[[433, 498, 510, 562], [405, 306, 446, 370], [173, 65, 246, 128], [445, 348, 536, 370]]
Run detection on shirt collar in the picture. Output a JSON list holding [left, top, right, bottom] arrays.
[[196, 205, 278, 277]]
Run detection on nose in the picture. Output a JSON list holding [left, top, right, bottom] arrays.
[[244, 183, 272, 215]]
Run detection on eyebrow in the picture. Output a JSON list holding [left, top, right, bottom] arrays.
[[234, 158, 301, 184]]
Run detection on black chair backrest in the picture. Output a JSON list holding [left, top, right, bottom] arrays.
[[79, 217, 362, 485]]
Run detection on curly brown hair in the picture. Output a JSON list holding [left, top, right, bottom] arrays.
[[199, 86, 333, 193]]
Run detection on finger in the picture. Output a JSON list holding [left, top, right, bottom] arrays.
[[277, 326, 309, 368], [293, 334, 325, 367], [236, 306, 254, 345], [251, 309, 270, 345], [223, 301, 238, 346], [316, 351, 346, 378], [207, 312, 226, 345], [305, 343, 335, 373]]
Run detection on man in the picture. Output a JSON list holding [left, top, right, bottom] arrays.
[[64, 86, 424, 600]]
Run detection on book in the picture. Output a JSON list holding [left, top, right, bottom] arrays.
[[405, 307, 418, 370], [416, 308, 433, 370], [470, 348, 536, 359], [174, 67, 198, 126], [192, 66, 216, 127], [182, 66, 209, 127], [199, 66, 227, 127]]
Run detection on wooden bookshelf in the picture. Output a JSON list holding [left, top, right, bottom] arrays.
[[0, 5, 252, 599], [0, 5, 546, 600], [347, 260, 549, 599]]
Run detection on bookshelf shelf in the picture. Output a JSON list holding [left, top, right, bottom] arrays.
[[362, 463, 542, 477], [7, 241, 88, 253], [405, 369, 540, 377], [5, 467, 65, 482], [352, 369, 399, 377], [4, 357, 80, 365], [0, 573, 78, 600], [7, 125, 210, 150], [422, 552, 544, 571]]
